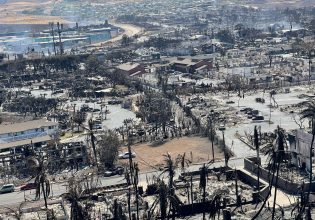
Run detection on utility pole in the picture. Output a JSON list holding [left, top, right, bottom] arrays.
[[208, 110, 217, 161], [127, 131, 134, 185], [57, 22, 63, 55], [254, 126, 260, 192], [309, 51, 312, 86], [104, 105, 108, 120], [49, 22, 57, 56], [71, 104, 76, 135], [269, 93, 272, 124], [219, 126, 228, 167]]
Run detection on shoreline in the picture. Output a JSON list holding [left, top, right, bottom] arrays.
[[88, 21, 143, 47]]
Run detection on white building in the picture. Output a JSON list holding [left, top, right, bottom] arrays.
[[289, 129, 315, 172], [0, 119, 58, 153]]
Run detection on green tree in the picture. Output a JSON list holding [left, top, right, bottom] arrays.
[[139, 92, 172, 137], [73, 112, 86, 132], [216, 29, 235, 44], [85, 55, 101, 73], [97, 130, 120, 169], [122, 34, 129, 46]]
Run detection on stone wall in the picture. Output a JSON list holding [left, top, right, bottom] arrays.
[[244, 157, 315, 194]]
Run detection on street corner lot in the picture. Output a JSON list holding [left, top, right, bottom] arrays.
[[120, 136, 224, 171]]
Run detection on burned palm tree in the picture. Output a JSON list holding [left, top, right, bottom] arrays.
[[33, 159, 51, 209], [252, 126, 286, 220], [161, 153, 177, 192], [234, 169, 241, 207], [67, 175, 90, 220], [160, 153, 182, 219], [209, 193, 222, 220], [159, 180, 168, 220], [133, 163, 140, 220], [127, 188, 132, 220], [111, 198, 126, 220], [271, 127, 286, 220], [177, 152, 191, 205], [128, 131, 135, 184], [178, 153, 190, 175]]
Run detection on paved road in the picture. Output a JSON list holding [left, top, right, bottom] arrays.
[[88, 21, 142, 47], [0, 158, 244, 207]]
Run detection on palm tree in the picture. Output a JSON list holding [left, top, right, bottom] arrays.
[[133, 163, 140, 220], [159, 180, 168, 220], [271, 127, 286, 220], [252, 127, 286, 220], [127, 188, 132, 220], [160, 153, 182, 219], [112, 199, 126, 219], [33, 159, 51, 209], [67, 175, 90, 220], [161, 153, 177, 191], [209, 194, 222, 220]]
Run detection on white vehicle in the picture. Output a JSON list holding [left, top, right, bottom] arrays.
[[118, 152, 136, 159], [0, 184, 15, 194]]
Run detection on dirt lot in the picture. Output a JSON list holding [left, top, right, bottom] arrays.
[[0, 0, 67, 25], [119, 136, 224, 171]]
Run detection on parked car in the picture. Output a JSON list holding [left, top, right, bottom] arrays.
[[240, 107, 252, 112], [92, 122, 102, 130], [252, 110, 259, 116], [255, 98, 265, 103], [252, 116, 264, 121], [137, 129, 145, 136], [0, 184, 15, 194], [118, 152, 136, 159], [108, 100, 122, 105], [104, 166, 124, 177], [20, 183, 37, 191]]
